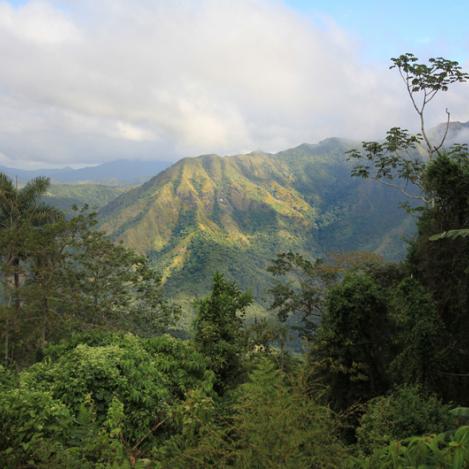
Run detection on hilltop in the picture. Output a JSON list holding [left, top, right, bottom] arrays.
[[99, 138, 414, 305]]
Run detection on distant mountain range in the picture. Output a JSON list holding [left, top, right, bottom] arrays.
[[4, 120, 468, 187], [1, 159, 172, 185], [98, 138, 416, 308], [6, 121, 468, 310], [44, 184, 131, 212]]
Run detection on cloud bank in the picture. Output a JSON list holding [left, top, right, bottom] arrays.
[[0, 0, 468, 167]]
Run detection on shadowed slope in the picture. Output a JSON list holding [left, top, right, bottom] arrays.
[[99, 139, 414, 301]]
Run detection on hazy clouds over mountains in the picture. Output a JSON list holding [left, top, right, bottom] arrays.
[[2, 0, 469, 169], [0, 159, 171, 184]]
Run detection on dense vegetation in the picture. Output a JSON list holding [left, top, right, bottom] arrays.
[[1, 53, 468, 468], [44, 184, 131, 213], [98, 139, 414, 307]]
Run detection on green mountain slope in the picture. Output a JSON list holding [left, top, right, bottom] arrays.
[[99, 139, 414, 303], [45, 184, 131, 213]]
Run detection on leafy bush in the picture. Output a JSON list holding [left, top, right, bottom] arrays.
[[17, 333, 214, 459], [0, 388, 71, 467], [351, 426, 469, 468], [0, 364, 16, 391], [356, 385, 451, 454]]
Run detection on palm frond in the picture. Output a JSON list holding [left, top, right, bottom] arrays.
[[18, 177, 50, 208], [430, 228, 469, 241], [31, 204, 64, 225]]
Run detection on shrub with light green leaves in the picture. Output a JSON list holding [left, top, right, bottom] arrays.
[[2, 332, 214, 466], [350, 426, 469, 468], [0, 388, 71, 467]]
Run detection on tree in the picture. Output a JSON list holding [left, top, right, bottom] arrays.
[[58, 211, 178, 333], [388, 278, 448, 391], [193, 273, 252, 393], [309, 272, 390, 412], [390, 54, 468, 160], [347, 54, 468, 203], [347, 53, 469, 403], [228, 358, 346, 468], [268, 252, 336, 339], [407, 152, 469, 402], [0, 197, 180, 366], [0, 174, 62, 365]]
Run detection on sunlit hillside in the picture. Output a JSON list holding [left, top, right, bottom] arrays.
[[99, 138, 414, 302]]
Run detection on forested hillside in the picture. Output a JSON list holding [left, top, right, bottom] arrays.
[[44, 184, 131, 213], [0, 53, 468, 468], [99, 138, 414, 303]]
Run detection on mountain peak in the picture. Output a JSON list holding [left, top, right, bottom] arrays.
[[429, 120, 469, 146], [98, 142, 412, 302]]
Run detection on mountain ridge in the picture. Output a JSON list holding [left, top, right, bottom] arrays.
[[98, 138, 414, 305], [0, 159, 172, 185]]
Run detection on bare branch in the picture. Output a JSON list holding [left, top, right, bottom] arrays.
[[433, 108, 451, 155], [425, 88, 439, 104], [372, 177, 427, 202], [400, 68, 422, 115]]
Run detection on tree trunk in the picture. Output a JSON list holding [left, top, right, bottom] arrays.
[[13, 257, 20, 317], [4, 318, 9, 365], [41, 296, 49, 347]]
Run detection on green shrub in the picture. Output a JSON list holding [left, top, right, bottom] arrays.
[[0, 364, 16, 390], [154, 358, 348, 469], [20, 333, 214, 452], [356, 385, 451, 454], [351, 426, 469, 468], [0, 388, 71, 467], [229, 358, 347, 468]]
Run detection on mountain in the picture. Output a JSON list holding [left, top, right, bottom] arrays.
[[428, 120, 469, 147], [1, 159, 172, 185], [99, 139, 415, 306], [44, 184, 132, 213]]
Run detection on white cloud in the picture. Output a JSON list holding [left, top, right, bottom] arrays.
[[0, 1, 79, 44], [115, 121, 156, 142], [0, 0, 467, 167]]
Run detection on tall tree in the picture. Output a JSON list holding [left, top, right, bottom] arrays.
[[193, 273, 252, 394], [309, 272, 390, 412], [388, 277, 448, 391], [347, 54, 469, 402], [59, 208, 180, 335], [347, 54, 468, 204], [407, 152, 469, 401], [268, 252, 336, 339], [0, 174, 61, 364]]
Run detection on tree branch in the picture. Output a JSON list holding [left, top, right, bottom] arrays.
[[433, 108, 451, 155], [372, 177, 427, 202]]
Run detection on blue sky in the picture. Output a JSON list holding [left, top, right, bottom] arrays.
[[1, 0, 469, 167], [285, 0, 468, 63]]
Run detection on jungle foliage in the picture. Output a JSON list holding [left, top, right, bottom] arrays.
[[0, 52, 468, 468]]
